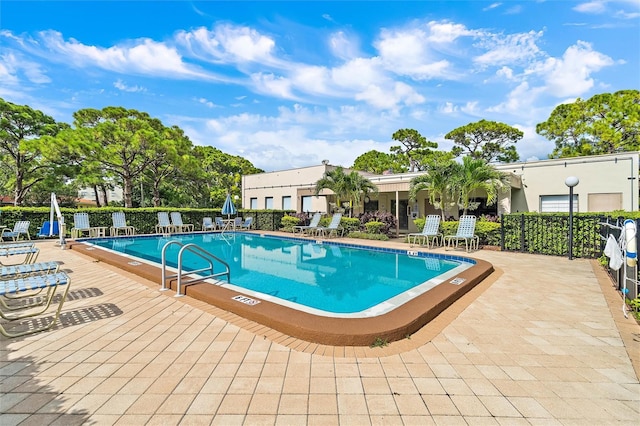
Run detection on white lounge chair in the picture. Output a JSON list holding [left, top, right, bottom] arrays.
[[170, 212, 194, 232], [202, 217, 216, 231], [72, 213, 106, 238], [156, 212, 175, 233], [214, 217, 225, 230], [315, 213, 344, 238], [0, 271, 72, 338], [409, 215, 442, 248], [1, 221, 31, 241], [293, 213, 322, 237], [444, 215, 478, 252], [110, 212, 135, 236], [239, 217, 253, 230]]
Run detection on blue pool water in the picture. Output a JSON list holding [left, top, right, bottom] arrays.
[[85, 233, 473, 316]]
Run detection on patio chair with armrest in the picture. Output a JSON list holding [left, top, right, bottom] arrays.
[[293, 212, 322, 237], [315, 213, 344, 238], [409, 215, 442, 248], [214, 217, 225, 230], [156, 212, 176, 233], [2, 221, 31, 241], [110, 212, 135, 236], [202, 217, 216, 231], [239, 217, 253, 230], [71, 213, 106, 238], [443, 215, 478, 252], [0, 271, 72, 338], [170, 212, 194, 233]]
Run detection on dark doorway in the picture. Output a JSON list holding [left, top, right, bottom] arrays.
[[390, 199, 409, 229]]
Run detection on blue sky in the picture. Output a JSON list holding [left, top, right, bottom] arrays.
[[1, 1, 638, 172]]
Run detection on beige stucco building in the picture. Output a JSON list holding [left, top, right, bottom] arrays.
[[242, 151, 639, 233]]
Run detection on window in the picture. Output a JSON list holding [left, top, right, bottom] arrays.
[[282, 196, 291, 210], [265, 197, 274, 209], [301, 196, 312, 213], [250, 198, 258, 209], [540, 195, 578, 213]]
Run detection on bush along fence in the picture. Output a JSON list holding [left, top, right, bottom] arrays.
[[499, 213, 630, 259], [0, 207, 294, 238]]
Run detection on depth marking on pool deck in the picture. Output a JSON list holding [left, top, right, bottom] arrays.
[[450, 277, 466, 285], [232, 295, 261, 306]]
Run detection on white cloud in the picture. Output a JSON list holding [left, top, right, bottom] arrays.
[[36, 30, 215, 80], [175, 24, 277, 65], [496, 66, 515, 80], [487, 81, 545, 115], [375, 27, 454, 80], [534, 41, 614, 97], [474, 30, 544, 67], [573, 1, 608, 14], [439, 102, 458, 114], [114, 79, 146, 93], [328, 31, 359, 60], [0, 50, 50, 85], [483, 3, 502, 12]]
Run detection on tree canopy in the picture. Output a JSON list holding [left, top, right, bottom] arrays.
[[351, 150, 405, 174], [390, 128, 438, 172], [536, 89, 640, 158], [0, 98, 67, 205], [446, 119, 523, 163], [314, 167, 378, 217]]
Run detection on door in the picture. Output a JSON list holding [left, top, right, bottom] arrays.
[[390, 199, 409, 230]]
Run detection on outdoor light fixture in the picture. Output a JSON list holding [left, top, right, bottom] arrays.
[[565, 176, 579, 260]]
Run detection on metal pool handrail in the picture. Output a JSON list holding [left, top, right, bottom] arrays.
[[160, 240, 230, 298]]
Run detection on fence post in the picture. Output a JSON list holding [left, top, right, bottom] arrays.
[[520, 214, 525, 253], [500, 214, 505, 251]]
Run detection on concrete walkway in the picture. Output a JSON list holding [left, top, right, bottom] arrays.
[[1, 239, 638, 425]]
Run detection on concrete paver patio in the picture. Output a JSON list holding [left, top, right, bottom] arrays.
[[1, 238, 638, 425]]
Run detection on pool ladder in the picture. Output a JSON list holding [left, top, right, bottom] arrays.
[[160, 240, 230, 298]]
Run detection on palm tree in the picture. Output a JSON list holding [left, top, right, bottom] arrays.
[[454, 156, 508, 215], [409, 154, 458, 220], [314, 167, 378, 217]]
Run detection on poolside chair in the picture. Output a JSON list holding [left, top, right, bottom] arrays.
[[170, 212, 194, 233], [202, 217, 216, 231], [409, 215, 442, 248], [1, 221, 31, 241], [36, 221, 59, 238], [293, 212, 322, 237], [234, 217, 243, 230], [110, 212, 135, 236], [0, 242, 37, 266], [0, 271, 72, 338], [315, 213, 344, 238], [72, 213, 106, 238], [214, 217, 225, 230], [443, 215, 478, 252], [239, 217, 253, 230], [156, 212, 175, 233]]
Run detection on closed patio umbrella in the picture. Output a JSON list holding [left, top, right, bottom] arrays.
[[222, 194, 237, 219]]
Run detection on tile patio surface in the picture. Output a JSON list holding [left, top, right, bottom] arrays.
[[1, 237, 639, 425]]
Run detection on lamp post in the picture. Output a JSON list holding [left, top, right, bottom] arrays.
[[565, 176, 579, 260]]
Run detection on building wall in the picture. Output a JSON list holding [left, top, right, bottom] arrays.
[[242, 164, 337, 212], [494, 152, 638, 213]]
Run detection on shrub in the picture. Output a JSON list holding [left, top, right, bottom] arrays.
[[280, 215, 300, 232], [358, 211, 397, 236], [364, 221, 385, 234], [349, 231, 390, 241]]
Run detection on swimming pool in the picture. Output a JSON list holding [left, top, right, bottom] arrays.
[[83, 233, 472, 317], [72, 232, 494, 346]]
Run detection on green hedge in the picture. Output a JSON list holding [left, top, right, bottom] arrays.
[[0, 207, 294, 238]]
